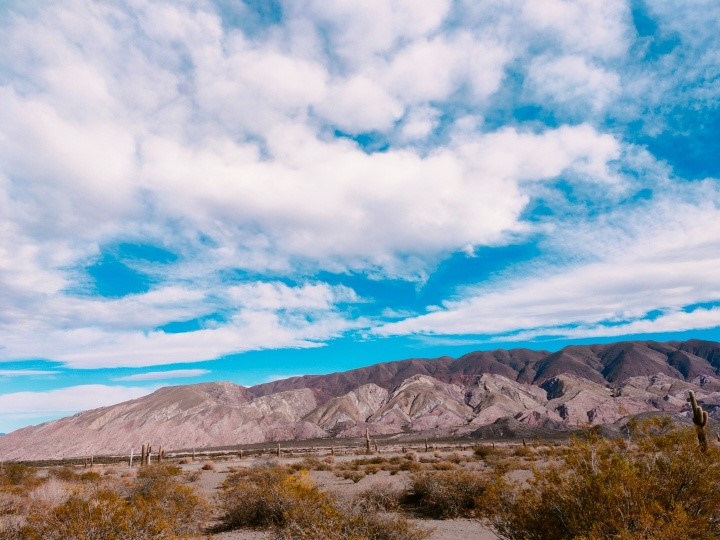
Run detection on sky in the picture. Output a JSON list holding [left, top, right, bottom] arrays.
[[1, 0, 719, 434]]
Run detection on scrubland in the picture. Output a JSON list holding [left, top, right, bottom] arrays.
[[1, 419, 719, 539]]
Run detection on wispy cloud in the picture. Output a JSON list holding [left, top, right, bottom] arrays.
[[0, 370, 59, 378], [0, 385, 155, 417], [113, 369, 211, 382]]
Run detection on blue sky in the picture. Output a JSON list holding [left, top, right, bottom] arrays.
[[1, 0, 720, 434]]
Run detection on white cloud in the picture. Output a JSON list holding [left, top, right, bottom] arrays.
[[286, 0, 452, 66], [313, 75, 402, 132], [0, 385, 154, 416], [398, 106, 441, 141], [377, 188, 720, 341], [113, 369, 210, 381], [0, 281, 363, 368], [0, 370, 58, 378], [520, 0, 631, 59], [526, 55, 621, 112], [507, 307, 720, 342]]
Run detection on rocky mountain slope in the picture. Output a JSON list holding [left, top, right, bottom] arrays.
[[2, 339, 720, 460]]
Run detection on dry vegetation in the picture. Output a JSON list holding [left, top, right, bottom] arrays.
[[2, 419, 720, 539]]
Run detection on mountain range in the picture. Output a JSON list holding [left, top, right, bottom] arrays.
[[2, 339, 720, 460]]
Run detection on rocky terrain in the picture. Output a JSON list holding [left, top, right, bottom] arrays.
[[2, 339, 720, 460]]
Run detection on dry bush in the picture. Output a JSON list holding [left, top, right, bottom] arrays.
[[340, 470, 366, 483], [18, 464, 208, 540], [473, 445, 496, 460], [0, 464, 44, 493], [493, 419, 720, 540], [27, 478, 71, 509], [183, 470, 201, 483], [0, 518, 22, 540], [270, 505, 431, 540], [0, 491, 22, 516], [402, 469, 497, 519], [354, 484, 403, 512], [47, 467, 103, 484], [200, 461, 215, 471], [430, 460, 456, 471], [291, 456, 333, 471], [218, 466, 430, 540], [216, 466, 312, 530], [510, 444, 534, 458]]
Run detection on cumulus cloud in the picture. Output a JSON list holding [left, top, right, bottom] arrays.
[[0, 0, 717, 376]]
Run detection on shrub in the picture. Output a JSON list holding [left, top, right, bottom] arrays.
[[218, 466, 431, 540], [0, 464, 43, 492], [493, 419, 720, 540], [354, 484, 403, 512], [340, 470, 366, 483], [216, 467, 327, 530], [510, 444, 534, 458], [402, 469, 496, 519], [473, 445, 495, 459], [19, 464, 208, 540]]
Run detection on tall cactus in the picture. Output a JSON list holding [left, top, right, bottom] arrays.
[[689, 390, 709, 452]]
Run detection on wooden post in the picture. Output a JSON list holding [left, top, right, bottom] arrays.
[[239, 449, 243, 458], [365, 428, 372, 454], [277, 443, 281, 458], [158, 445, 163, 463], [192, 448, 196, 461], [90, 455, 94, 467], [130, 447, 134, 468], [425, 438, 429, 452]]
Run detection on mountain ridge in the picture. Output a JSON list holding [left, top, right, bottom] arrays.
[[2, 339, 720, 460]]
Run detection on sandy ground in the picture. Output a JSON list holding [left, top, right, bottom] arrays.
[[212, 518, 498, 540]]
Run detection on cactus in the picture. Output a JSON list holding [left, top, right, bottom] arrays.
[[366, 427, 372, 454], [689, 390, 709, 452]]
